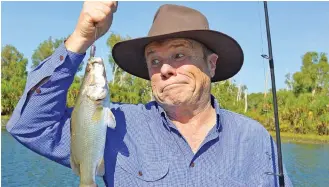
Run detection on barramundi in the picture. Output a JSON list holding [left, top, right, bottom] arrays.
[[70, 56, 116, 187]]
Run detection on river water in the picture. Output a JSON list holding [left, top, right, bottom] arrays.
[[2, 130, 329, 187]]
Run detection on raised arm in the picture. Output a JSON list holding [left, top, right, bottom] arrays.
[[6, 1, 119, 168], [6, 43, 85, 168]]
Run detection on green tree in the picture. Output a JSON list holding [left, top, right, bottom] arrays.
[[106, 33, 152, 103], [106, 33, 132, 85], [1, 45, 28, 115], [290, 52, 329, 96], [66, 75, 82, 108], [31, 36, 63, 68], [211, 79, 247, 113], [31, 36, 83, 72]]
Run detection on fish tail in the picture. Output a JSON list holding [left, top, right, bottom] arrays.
[[79, 164, 97, 187], [79, 183, 97, 187]]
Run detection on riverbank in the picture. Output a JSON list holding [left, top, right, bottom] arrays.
[[269, 131, 329, 144], [1, 115, 10, 130]]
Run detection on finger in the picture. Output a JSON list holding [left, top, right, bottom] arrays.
[[94, 2, 112, 16], [95, 13, 113, 29], [88, 9, 107, 23], [101, 1, 118, 13]]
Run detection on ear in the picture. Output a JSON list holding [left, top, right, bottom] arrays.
[[207, 53, 218, 78]]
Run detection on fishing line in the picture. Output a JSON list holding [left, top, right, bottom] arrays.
[[257, 0, 266, 70], [258, 1, 269, 97], [257, 0, 270, 124], [90, 26, 98, 58]]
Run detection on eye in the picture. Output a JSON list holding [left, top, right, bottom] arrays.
[[174, 53, 185, 61], [151, 59, 161, 66], [86, 65, 91, 72]]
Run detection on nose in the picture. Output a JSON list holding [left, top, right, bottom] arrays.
[[160, 63, 177, 80]]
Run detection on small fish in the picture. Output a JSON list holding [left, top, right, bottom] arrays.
[[70, 56, 116, 187]]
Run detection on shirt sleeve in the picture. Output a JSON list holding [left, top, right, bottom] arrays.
[[6, 41, 85, 168]]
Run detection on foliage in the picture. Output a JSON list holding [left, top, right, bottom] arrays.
[[31, 36, 83, 72], [289, 52, 329, 96], [31, 36, 64, 68], [241, 52, 329, 135], [106, 33, 152, 103], [1, 45, 28, 115], [66, 75, 83, 108]]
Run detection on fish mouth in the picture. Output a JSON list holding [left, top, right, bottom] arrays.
[[86, 86, 108, 102], [85, 57, 108, 103], [89, 57, 104, 65], [94, 98, 105, 105]]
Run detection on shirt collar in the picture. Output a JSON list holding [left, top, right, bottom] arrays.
[[156, 94, 223, 133]]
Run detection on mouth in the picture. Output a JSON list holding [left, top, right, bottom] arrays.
[[95, 98, 103, 102], [162, 83, 185, 92]]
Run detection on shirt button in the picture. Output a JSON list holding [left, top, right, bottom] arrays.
[[35, 88, 41, 94], [138, 171, 143, 176], [60, 55, 64, 61], [190, 162, 195, 167]]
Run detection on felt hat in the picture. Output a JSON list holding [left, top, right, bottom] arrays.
[[112, 4, 244, 82]]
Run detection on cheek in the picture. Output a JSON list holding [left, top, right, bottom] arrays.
[[179, 64, 205, 79], [150, 73, 161, 91], [179, 64, 210, 90]]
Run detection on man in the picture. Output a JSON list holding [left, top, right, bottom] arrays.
[[6, 1, 293, 187]]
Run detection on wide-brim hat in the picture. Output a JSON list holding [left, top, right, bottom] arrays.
[[112, 4, 244, 82]]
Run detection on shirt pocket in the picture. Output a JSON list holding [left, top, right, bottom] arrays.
[[116, 152, 170, 182]]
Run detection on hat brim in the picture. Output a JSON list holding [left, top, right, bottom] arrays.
[[112, 30, 244, 82]]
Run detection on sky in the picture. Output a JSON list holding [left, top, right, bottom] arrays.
[[1, 1, 329, 93]]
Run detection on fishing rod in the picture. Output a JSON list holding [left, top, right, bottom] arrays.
[[262, 1, 285, 187]]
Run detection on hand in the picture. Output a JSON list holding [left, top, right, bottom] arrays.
[[65, 1, 118, 54]]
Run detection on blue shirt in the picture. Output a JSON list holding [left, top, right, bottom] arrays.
[[6, 42, 293, 187]]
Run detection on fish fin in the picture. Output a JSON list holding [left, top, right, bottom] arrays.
[[96, 158, 105, 177], [91, 108, 103, 122], [103, 107, 116, 129], [70, 156, 80, 176]]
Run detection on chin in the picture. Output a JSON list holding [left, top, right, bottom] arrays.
[[164, 98, 184, 106], [156, 85, 194, 105], [160, 93, 192, 106]]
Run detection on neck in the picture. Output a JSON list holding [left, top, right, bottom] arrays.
[[164, 95, 215, 125], [162, 95, 217, 153]]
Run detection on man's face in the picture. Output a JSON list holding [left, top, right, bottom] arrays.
[[144, 38, 218, 107]]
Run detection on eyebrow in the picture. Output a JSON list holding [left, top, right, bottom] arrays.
[[145, 42, 192, 57]]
